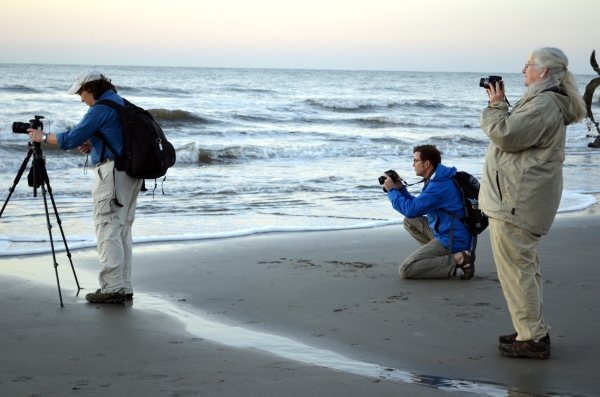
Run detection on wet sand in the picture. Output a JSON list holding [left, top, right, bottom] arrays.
[[1, 214, 599, 396]]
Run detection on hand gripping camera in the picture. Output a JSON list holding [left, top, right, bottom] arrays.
[[378, 170, 401, 193]]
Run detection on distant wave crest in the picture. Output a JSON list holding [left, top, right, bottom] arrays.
[[0, 85, 41, 94], [356, 116, 479, 129], [306, 98, 446, 111], [226, 87, 276, 94], [149, 109, 214, 125], [174, 142, 489, 164]]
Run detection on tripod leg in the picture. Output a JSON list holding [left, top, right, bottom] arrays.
[[43, 169, 82, 293], [41, 184, 64, 307], [0, 148, 33, 217]]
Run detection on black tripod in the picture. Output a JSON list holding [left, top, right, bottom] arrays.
[[0, 141, 82, 307]]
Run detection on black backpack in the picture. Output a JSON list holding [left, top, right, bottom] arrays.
[[435, 171, 488, 262], [445, 171, 488, 236], [95, 98, 176, 180]]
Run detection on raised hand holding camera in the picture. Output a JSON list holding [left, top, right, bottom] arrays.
[[480, 76, 510, 106], [378, 169, 403, 192]]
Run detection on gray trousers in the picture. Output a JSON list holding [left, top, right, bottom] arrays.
[[399, 217, 457, 279], [93, 160, 142, 294]]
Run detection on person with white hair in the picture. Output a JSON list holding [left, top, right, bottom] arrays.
[[480, 47, 586, 359]]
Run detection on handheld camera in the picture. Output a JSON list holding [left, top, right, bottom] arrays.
[[378, 170, 400, 193], [479, 75, 503, 89]]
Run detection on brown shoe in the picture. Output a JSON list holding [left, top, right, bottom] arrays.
[[456, 250, 474, 280], [499, 332, 551, 345], [498, 340, 550, 359]]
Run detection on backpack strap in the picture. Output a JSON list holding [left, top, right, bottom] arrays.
[[93, 99, 126, 163], [95, 132, 118, 163], [92, 144, 123, 209], [95, 98, 126, 112]]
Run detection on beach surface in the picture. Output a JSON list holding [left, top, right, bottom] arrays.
[[1, 213, 599, 397]]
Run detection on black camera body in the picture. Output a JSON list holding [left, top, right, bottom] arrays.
[[479, 75, 503, 89], [12, 115, 44, 134], [378, 170, 400, 193]]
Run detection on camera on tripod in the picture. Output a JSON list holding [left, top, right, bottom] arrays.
[[1, 114, 81, 307], [13, 115, 45, 134], [11, 116, 47, 188]]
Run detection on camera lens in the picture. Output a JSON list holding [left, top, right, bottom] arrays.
[[12, 122, 30, 134]]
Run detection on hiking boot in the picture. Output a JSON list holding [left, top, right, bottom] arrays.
[[498, 340, 550, 360], [86, 288, 126, 304], [125, 293, 134, 302], [498, 332, 551, 345]]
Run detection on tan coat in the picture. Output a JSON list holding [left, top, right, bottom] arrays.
[[479, 90, 577, 235]]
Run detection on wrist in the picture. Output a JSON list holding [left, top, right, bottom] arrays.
[[42, 133, 48, 143]]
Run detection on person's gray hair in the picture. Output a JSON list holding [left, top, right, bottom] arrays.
[[525, 47, 586, 123]]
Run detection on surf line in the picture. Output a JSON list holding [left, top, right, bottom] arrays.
[[135, 293, 513, 397]]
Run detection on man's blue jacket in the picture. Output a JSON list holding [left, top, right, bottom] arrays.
[[387, 163, 471, 252]]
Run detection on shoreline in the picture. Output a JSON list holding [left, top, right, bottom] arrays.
[[1, 215, 600, 396], [2, 193, 599, 257]]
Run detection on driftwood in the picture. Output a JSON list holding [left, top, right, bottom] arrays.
[[585, 50, 600, 148]]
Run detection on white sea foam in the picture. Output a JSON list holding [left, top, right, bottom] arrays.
[[557, 191, 598, 212], [0, 220, 404, 257], [1, 190, 597, 257]]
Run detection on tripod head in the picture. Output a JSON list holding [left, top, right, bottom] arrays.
[[28, 143, 48, 194]]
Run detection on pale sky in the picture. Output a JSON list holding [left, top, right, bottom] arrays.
[[1, 0, 599, 74]]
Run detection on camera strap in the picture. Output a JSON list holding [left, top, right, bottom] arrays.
[[401, 178, 425, 187]]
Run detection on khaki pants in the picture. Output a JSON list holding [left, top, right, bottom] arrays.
[[399, 217, 456, 279], [489, 218, 550, 341], [93, 160, 142, 294]]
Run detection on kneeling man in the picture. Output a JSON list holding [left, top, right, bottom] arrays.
[[382, 145, 473, 279]]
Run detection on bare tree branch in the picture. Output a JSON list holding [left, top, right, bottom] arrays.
[[585, 50, 600, 148], [591, 50, 600, 75]]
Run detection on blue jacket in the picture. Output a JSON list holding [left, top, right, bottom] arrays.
[[387, 163, 471, 252], [56, 90, 125, 165]]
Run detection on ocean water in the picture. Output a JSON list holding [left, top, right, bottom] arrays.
[[1, 63, 599, 256]]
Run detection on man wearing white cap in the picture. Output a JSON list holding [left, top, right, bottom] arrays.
[[28, 70, 143, 304]]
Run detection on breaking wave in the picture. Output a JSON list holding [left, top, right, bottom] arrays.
[[356, 116, 479, 129], [0, 85, 41, 94], [306, 98, 447, 110], [149, 109, 215, 125], [174, 142, 487, 164]]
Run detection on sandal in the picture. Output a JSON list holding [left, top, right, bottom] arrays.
[[457, 250, 475, 280]]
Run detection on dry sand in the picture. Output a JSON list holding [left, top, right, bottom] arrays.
[[1, 213, 599, 396]]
